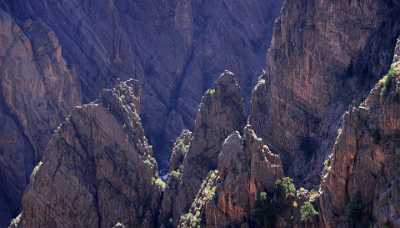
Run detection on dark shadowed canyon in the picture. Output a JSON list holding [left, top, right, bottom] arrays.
[[1, 0, 400, 228]]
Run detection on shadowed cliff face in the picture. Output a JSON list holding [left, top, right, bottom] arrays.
[[0, 10, 80, 227], [0, 0, 283, 171], [250, 0, 400, 186]]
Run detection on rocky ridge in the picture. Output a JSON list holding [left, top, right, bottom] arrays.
[[11, 80, 161, 228], [3, 0, 400, 227], [161, 70, 246, 226], [201, 126, 284, 227], [0, 0, 283, 170], [0, 1, 284, 225], [320, 44, 400, 228]]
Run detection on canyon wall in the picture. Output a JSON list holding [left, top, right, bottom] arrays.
[[250, 0, 400, 186], [0, 0, 283, 170]]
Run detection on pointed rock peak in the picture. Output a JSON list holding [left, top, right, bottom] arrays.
[[216, 70, 237, 86], [243, 124, 260, 142], [166, 70, 246, 226], [223, 131, 243, 148], [208, 70, 241, 98], [169, 129, 192, 173], [13, 79, 161, 228], [218, 131, 245, 175], [101, 79, 141, 113], [189, 125, 284, 227]]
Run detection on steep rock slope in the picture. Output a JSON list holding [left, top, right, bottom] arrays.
[[250, 0, 400, 185], [161, 71, 246, 226], [201, 126, 284, 228], [320, 49, 400, 228], [11, 80, 161, 228], [0, 0, 283, 168], [159, 129, 192, 227], [0, 10, 80, 227]]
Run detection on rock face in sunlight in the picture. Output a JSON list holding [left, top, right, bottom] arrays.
[[0, 0, 283, 169], [0, 10, 80, 227], [203, 126, 284, 228], [3, 0, 400, 227], [320, 46, 400, 228], [11, 80, 162, 228], [161, 71, 246, 226], [250, 0, 400, 186]]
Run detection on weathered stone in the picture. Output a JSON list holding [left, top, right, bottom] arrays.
[[11, 80, 161, 228], [169, 129, 192, 173], [0, 10, 80, 227], [320, 53, 400, 228], [159, 129, 192, 227], [0, 0, 283, 172], [203, 126, 284, 228], [250, 0, 400, 186], [165, 70, 246, 226]]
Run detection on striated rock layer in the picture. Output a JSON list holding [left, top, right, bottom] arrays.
[[0, 0, 283, 169], [250, 0, 400, 185], [320, 50, 400, 228], [0, 10, 80, 227], [11, 80, 161, 228]]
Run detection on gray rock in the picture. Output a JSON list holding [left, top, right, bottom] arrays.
[[0, 0, 283, 172], [163, 70, 246, 226], [11, 80, 161, 228], [0, 10, 80, 227]]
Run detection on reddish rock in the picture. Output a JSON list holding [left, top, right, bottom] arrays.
[[320, 62, 400, 227], [250, 0, 400, 186], [0, 10, 80, 227], [204, 126, 284, 228]]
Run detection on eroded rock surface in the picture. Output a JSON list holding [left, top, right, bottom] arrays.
[[203, 126, 284, 228], [0, 0, 283, 169], [250, 0, 400, 185], [159, 129, 192, 227], [163, 71, 246, 226], [320, 53, 400, 228], [11, 80, 161, 228], [0, 10, 80, 227]]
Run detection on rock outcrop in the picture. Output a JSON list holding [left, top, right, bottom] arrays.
[[0, 0, 283, 170], [0, 10, 80, 227], [159, 129, 192, 227], [168, 129, 192, 173], [162, 71, 246, 226], [11, 80, 161, 228], [250, 0, 400, 185], [203, 126, 284, 228], [320, 49, 400, 228]]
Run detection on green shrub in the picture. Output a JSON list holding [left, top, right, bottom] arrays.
[[179, 212, 201, 228], [300, 201, 319, 222], [152, 177, 166, 190], [379, 66, 398, 96], [276, 177, 296, 198], [170, 170, 181, 179]]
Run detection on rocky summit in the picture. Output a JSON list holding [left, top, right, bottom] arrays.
[[1, 0, 400, 228], [11, 80, 161, 228]]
